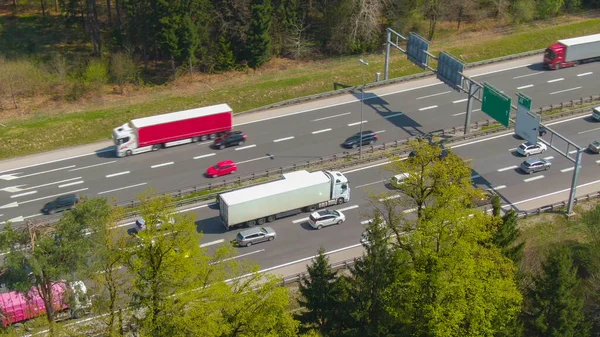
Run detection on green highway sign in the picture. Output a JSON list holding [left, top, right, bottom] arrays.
[[481, 83, 511, 128], [517, 93, 532, 110]]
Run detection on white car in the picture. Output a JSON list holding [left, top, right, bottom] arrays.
[[308, 209, 346, 229], [517, 142, 547, 156]]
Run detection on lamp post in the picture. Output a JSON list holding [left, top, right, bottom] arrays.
[[359, 59, 368, 159]]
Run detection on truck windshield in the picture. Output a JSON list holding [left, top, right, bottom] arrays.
[[544, 49, 555, 59], [116, 137, 130, 145]]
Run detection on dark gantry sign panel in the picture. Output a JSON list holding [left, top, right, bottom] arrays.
[[436, 51, 464, 92], [407, 32, 430, 69]]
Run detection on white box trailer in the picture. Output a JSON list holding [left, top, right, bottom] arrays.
[[219, 170, 350, 230], [561, 34, 600, 62]]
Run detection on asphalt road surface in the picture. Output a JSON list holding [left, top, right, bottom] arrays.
[[98, 113, 600, 272], [1, 55, 599, 224]]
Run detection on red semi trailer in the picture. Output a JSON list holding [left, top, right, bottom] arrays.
[[112, 104, 233, 157], [0, 281, 91, 326], [544, 34, 600, 70]]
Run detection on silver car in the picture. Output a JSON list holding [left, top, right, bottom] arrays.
[[308, 209, 346, 229], [588, 140, 600, 154], [236, 227, 276, 247], [517, 142, 547, 156], [521, 158, 551, 174]]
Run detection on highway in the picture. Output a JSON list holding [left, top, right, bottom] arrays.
[[100, 113, 600, 271], [0, 55, 599, 226]]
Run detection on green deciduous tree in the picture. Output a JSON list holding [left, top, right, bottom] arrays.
[[0, 199, 93, 335], [528, 244, 590, 337], [246, 0, 273, 68]]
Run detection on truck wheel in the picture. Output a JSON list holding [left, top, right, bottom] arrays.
[[200, 135, 208, 141], [247, 220, 256, 227], [308, 205, 317, 212], [152, 144, 160, 151], [209, 133, 217, 140], [554, 63, 560, 70], [126, 150, 132, 156], [192, 137, 200, 143], [337, 198, 345, 205], [257, 218, 266, 225], [267, 215, 276, 222]]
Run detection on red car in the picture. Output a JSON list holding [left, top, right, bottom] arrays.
[[206, 160, 237, 178]]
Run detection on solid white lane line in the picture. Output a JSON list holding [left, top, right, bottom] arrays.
[[546, 115, 585, 126], [15, 165, 76, 179], [471, 174, 481, 179], [547, 78, 564, 83], [549, 86, 582, 95], [453, 98, 467, 104], [98, 183, 147, 195], [214, 250, 265, 263], [384, 113, 404, 119], [596, 160, 600, 164], [498, 165, 518, 172], [151, 162, 174, 169], [69, 161, 116, 172], [524, 175, 545, 182], [355, 180, 386, 188], [561, 167, 575, 173], [516, 84, 534, 89], [578, 127, 600, 134], [2, 177, 83, 193], [493, 185, 506, 190], [543, 156, 554, 160], [58, 181, 84, 188], [106, 171, 130, 178], [312, 128, 332, 134], [419, 105, 438, 111], [11, 191, 37, 198], [235, 144, 257, 151], [512, 72, 542, 79], [577, 72, 593, 77], [374, 130, 386, 134], [200, 239, 225, 248], [312, 112, 351, 122], [194, 153, 216, 159], [236, 156, 269, 164], [416, 91, 451, 100], [342, 160, 398, 174], [348, 120, 367, 127], [273, 136, 295, 143], [505, 178, 600, 209]]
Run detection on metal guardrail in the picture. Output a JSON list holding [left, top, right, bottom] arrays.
[[241, 49, 546, 115], [36, 96, 600, 226], [278, 188, 600, 286]]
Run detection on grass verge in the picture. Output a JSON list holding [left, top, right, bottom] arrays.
[[2, 18, 600, 160]]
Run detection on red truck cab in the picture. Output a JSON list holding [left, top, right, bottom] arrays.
[[543, 42, 570, 70]]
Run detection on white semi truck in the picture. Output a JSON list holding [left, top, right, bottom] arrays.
[[218, 170, 350, 230]]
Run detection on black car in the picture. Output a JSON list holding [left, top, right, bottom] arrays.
[[342, 131, 378, 148], [408, 147, 449, 160], [214, 131, 247, 149], [515, 126, 547, 139], [42, 194, 81, 215]]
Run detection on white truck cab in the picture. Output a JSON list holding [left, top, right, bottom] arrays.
[[113, 123, 141, 157]]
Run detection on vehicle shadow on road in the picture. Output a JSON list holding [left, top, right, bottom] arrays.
[[299, 222, 314, 231], [526, 63, 545, 72], [196, 216, 227, 234], [95, 146, 117, 158]]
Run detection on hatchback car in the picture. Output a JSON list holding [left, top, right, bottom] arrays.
[[213, 131, 247, 150], [135, 216, 175, 232], [206, 160, 238, 178], [342, 131, 378, 148], [42, 194, 81, 214], [308, 209, 346, 229], [390, 173, 410, 188], [236, 227, 276, 247], [588, 140, 600, 154], [521, 158, 551, 174], [517, 142, 547, 156]]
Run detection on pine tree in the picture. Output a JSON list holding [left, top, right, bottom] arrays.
[[214, 33, 236, 72], [493, 209, 525, 263], [528, 245, 590, 337], [297, 247, 344, 335], [246, 0, 273, 68]]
